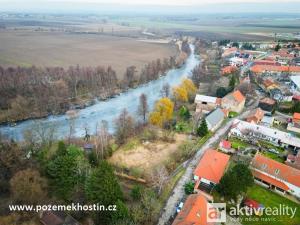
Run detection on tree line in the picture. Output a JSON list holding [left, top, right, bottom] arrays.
[[0, 55, 178, 124]]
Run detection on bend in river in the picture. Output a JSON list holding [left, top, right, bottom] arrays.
[[0, 45, 200, 141]]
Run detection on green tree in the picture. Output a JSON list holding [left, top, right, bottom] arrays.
[[197, 119, 208, 137], [85, 161, 125, 223], [293, 102, 300, 113], [232, 42, 239, 48], [46, 145, 89, 201], [216, 163, 253, 200], [184, 181, 195, 195], [216, 87, 228, 98], [228, 75, 236, 91], [275, 44, 281, 52], [56, 141, 67, 156], [179, 106, 191, 120]]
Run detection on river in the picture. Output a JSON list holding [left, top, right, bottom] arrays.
[[0, 45, 200, 141]]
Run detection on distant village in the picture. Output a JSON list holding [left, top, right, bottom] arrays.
[[172, 40, 300, 225]]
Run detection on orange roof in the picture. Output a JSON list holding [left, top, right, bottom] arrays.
[[246, 108, 265, 124], [293, 113, 300, 123], [251, 153, 300, 188], [221, 66, 237, 75], [173, 194, 213, 225], [232, 90, 245, 103], [263, 79, 277, 88], [259, 97, 276, 105], [252, 170, 290, 191], [194, 149, 230, 184], [251, 65, 300, 73]]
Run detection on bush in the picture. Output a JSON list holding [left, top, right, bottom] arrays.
[[184, 181, 195, 195], [131, 185, 143, 200]]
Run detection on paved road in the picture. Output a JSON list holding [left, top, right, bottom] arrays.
[[157, 103, 258, 225]]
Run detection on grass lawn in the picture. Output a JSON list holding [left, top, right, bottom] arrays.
[[229, 111, 239, 118], [241, 185, 300, 225], [159, 166, 186, 205], [198, 132, 212, 146], [258, 140, 285, 153], [262, 151, 285, 163], [229, 137, 249, 150]]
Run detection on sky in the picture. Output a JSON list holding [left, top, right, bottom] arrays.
[[1, 0, 300, 13]]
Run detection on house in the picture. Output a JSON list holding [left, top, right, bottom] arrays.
[[246, 108, 265, 124], [205, 108, 225, 132], [262, 79, 278, 90], [250, 153, 300, 198], [219, 140, 234, 153], [193, 149, 230, 199], [287, 113, 300, 134], [291, 76, 300, 95], [40, 211, 81, 225], [251, 65, 300, 75], [253, 60, 280, 66], [286, 151, 300, 170], [260, 116, 274, 127], [221, 65, 237, 75], [172, 194, 215, 225], [222, 47, 238, 57], [221, 90, 246, 113], [258, 98, 276, 115], [194, 94, 221, 114], [229, 119, 300, 150]]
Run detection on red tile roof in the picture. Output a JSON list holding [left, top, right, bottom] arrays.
[[194, 149, 230, 184], [251, 153, 300, 188], [293, 113, 300, 123], [251, 65, 300, 73], [220, 140, 231, 149], [232, 90, 246, 103], [253, 60, 280, 66], [221, 66, 237, 75], [246, 108, 265, 124], [172, 194, 212, 225], [252, 170, 290, 191]]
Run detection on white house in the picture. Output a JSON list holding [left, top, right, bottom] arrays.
[[229, 119, 300, 150]]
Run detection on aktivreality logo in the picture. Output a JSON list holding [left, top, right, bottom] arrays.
[[207, 203, 297, 223]]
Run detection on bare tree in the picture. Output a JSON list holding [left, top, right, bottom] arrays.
[[138, 93, 149, 123], [29, 121, 57, 148], [150, 165, 169, 195], [94, 120, 111, 160], [114, 109, 135, 145], [66, 110, 78, 144], [160, 83, 170, 98]]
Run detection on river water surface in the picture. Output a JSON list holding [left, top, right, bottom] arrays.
[[0, 45, 200, 141]]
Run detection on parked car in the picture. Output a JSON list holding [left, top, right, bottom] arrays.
[[268, 148, 279, 154], [176, 202, 184, 213]]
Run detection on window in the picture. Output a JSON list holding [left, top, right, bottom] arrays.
[[261, 164, 267, 170], [275, 169, 280, 175]]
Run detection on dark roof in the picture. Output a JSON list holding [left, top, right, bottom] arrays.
[[40, 211, 81, 225]]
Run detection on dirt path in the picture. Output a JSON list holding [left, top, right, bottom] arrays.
[[157, 102, 258, 225]]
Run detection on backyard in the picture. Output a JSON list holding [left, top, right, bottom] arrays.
[[242, 185, 300, 225]]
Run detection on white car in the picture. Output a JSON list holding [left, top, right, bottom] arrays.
[[176, 202, 184, 213]]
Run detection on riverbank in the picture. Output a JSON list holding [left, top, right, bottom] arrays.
[[0, 44, 199, 141]]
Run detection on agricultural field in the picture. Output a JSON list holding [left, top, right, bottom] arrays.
[[0, 30, 177, 78]]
